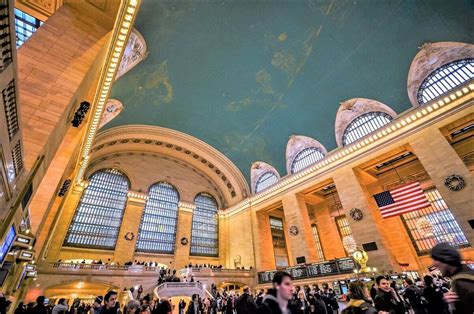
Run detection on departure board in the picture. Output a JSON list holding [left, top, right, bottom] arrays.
[[257, 257, 356, 284]]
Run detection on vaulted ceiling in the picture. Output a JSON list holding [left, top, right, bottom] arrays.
[[106, 0, 471, 181]]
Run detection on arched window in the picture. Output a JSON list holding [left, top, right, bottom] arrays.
[[255, 171, 279, 193], [64, 169, 129, 249], [417, 59, 473, 105], [136, 182, 179, 254], [342, 111, 393, 146], [190, 193, 219, 257], [291, 147, 325, 174]]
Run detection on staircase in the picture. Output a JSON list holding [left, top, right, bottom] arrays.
[[154, 282, 206, 298]]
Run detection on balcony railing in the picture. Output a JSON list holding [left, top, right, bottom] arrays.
[[50, 262, 161, 272]]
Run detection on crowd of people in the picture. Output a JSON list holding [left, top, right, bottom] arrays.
[[2, 243, 472, 314]]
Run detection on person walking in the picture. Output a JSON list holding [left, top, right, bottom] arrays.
[[236, 287, 257, 314], [431, 242, 474, 314], [422, 275, 447, 314], [52, 299, 69, 314], [256, 271, 296, 314]]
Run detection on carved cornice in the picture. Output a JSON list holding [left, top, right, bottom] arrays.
[[178, 201, 196, 213], [92, 125, 250, 205]]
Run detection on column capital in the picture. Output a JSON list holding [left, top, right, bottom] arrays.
[[178, 201, 196, 213], [127, 190, 148, 205]]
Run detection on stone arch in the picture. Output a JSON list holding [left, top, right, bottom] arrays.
[[286, 135, 327, 174], [334, 98, 397, 147], [251, 161, 280, 194], [89, 125, 249, 207], [407, 41, 474, 107]]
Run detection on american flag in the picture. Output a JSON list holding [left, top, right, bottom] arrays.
[[373, 181, 430, 218]]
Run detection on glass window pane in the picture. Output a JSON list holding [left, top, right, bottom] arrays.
[[270, 216, 289, 268], [335, 214, 354, 255], [255, 171, 279, 193], [291, 147, 325, 174], [342, 112, 393, 146], [401, 188, 470, 255], [190, 193, 219, 257], [311, 224, 325, 262], [63, 169, 129, 250], [136, 182, 179, 254], [14, 8, 43, 48], [417, 59, 474, 105]]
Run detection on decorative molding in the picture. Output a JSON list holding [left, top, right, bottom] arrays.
[[286, 135, 327, 175], [178, 201, 196, 212], [17, 0, 63, 19], [407, 42, 474, 107], [444, 174, 465, 191], [92, 125, 250, 203], [116, 28, 148, 80], [88, 151, 226, 207], [349, 208, 363, 221], [99, 99, 123, 129], [250, 161, 280, 194], [335, 98, 397, 147]]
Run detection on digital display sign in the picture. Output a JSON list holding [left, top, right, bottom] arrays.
[[0, 226, 16, 265], [257, 257, 356, 284]]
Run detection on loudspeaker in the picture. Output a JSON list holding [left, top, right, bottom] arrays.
[[296, 256, 306, 264], [468, 219, 474, 229], [362, 242, 378, 251]]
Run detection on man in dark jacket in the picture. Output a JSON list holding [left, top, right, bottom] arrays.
[[236, 287, 257, 314], [98, 291, 121, 314], [431, 242, 474, 314], [374, 276, 405, 314], [256, 271, 295, 314], [402, 278, 426, 314]]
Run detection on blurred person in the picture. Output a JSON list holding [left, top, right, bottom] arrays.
[[295, 290, 309, 314], [14, 302, 26, 314], [431, 242, 474, 314], [99, 291, 121, 314], [236, 287, 257, 314], [52, 299, 69, 314], [126, 300, 139, 314], [256, 271, 296, 314], [341, 281, 376, 314], [422, 275, 447, 314]]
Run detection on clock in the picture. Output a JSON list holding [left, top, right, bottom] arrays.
[[349, 208, 363, 221], [289, 225, 299, 236]]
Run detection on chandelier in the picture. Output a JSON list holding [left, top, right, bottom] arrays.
[[342, 235, 357, 254], [416, 218, 434, 237]]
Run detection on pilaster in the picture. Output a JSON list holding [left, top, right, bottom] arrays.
[[281, 193, 319, 265], [333, 167, 399, 272], [173, 201, 195, 269]]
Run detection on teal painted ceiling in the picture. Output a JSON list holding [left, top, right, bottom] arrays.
[[108, 0, 472, 181]]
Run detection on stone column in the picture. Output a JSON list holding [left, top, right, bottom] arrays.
[[333, 167, 399, 272], [173, 202, 195, 269], [43, 185, 83, 262], [313, 201, 346, 260], [409, 127, 474, 244], [113, 192, 146, 264], [252, 210, 276, 270], [281, 193, 319, 265]]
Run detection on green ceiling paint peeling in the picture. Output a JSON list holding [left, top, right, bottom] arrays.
[[108, 0, 472, 182]]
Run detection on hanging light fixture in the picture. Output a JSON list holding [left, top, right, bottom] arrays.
[[416, 217, 434, 237], [342, 235, 357, 254]]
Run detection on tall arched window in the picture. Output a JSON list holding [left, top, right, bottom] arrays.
[[291, 147, 325, 174], [64, 169, 129, 249], [417, 59, 473, 105], [255, 171, 279, 193], [190, 193, 219, 257], [136, 182, 179, 254], [342, 111, 393, 146]]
